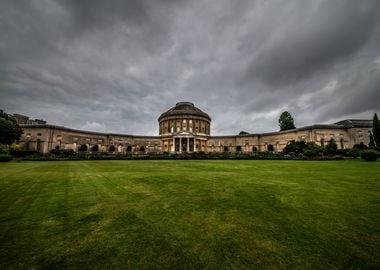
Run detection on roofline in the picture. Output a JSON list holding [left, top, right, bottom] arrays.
[[21, 119, 372, 139], [20, 124, 160, 139]]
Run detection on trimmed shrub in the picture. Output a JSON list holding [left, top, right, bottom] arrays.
[[50, 149, 75, 157], [0, 154, 12, 162], [347, 149, 360, 159], [325, 139, 338, 155], [361, 149, 379, 161], [304, 143, 326, 157], [10, 149, 39, 157], [0, 144, 10, 154], [353, 143, 368, 150]]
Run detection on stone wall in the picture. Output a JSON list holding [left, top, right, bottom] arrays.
[[19, 123, 372, 154]]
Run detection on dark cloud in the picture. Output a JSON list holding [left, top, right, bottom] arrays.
[[0, 0, 379, 135], [239, 0, 380, 87]]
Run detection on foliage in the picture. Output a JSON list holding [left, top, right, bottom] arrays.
[[0, 154, 12, 162], [50, 149, 75, 157], [360, 149, 379, 161], [0, 110, 23, 145], [10, 149, 39, 157], [353, 142, 368, 150], [278, 111, 296, 131], [348, 148, 360, 159], [0, 144, 9, 154], [325, 138, 338, 155], [373, 113, 380, 147], [303, 143, 326, 157], [283, 140, 307, 155]]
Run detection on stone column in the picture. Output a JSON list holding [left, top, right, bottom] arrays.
[[187, 137, 189, 152], [179, 137, 182, 153], [172, 137, 175, 152]]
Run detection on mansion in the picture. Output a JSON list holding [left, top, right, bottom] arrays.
[[17, 102, 372, 154]]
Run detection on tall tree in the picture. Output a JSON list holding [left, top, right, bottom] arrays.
[[0, 110, 23, 145], [373, 113, 379, 147], [279, 111, 296, 131]]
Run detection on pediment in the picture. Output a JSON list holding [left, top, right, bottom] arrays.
[[175, 131, 194, 136]]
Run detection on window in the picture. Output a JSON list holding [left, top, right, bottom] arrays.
[[252, 146, 258, 152], [224, 146, 229, 152], [80, 144, 88, 152], [236, 146, 242, 152], [267, 144, 274, 151], [320, 139, 325, 147], [37, 133, 42, 136], [189, 127, 193, 132], [340, 138, 344, 149]]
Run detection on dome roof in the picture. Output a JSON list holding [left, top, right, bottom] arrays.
[[158, 102, 211, 121]]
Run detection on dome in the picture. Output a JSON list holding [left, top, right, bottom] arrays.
[[158, 102, 211, 121]]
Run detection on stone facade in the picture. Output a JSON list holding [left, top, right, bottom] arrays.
[[16, 102, 372, 154]]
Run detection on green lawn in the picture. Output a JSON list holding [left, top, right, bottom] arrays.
[[0, 160, 379, 269]]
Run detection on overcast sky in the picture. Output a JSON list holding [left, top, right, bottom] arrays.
[[1, 0, 380, 135]]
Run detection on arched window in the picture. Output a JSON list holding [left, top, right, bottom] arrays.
[[126, 146, 132, 152], [92, 145, 99, 152], [223, 146, 229, 152], [79, 144, 88, 152], [139, 146, 145, 152], [267, 144, 274, 152], [236, 146, 242, 152], [252, 146, 258, 152], [109, 145, 115, 152]]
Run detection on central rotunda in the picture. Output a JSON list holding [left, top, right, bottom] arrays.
[[158, 102, 211, 152]]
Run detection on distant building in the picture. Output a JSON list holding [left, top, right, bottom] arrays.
[[13, 113, 47, 125], [18, 102, 372, 153]]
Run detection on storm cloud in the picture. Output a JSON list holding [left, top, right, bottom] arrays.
[[1, 0, 379, 135]]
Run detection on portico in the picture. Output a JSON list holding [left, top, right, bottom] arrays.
[[173, 136, 194, 152]]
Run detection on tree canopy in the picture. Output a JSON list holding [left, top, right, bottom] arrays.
[[0, 110, 23, 145], [279, 111, 296, 131]]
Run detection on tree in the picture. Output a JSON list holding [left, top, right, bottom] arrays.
[[373, 113, 380, 147], [369, 132, 375, 148], [325, 138, 338, 155], [283, 140, 307, 155], [279, 111, 296, 131], [0, 110, 23, 145]]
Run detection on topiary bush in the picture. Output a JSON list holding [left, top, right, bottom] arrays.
[[360, 149, 379, 161]]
